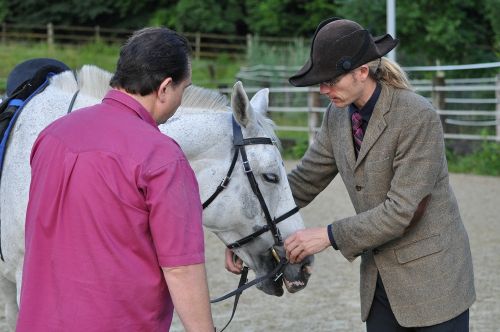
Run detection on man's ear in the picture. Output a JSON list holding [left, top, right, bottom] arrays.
[[157, 77, 173, 101], [358, 65, 370, 80]]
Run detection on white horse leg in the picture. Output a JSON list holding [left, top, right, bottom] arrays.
[[0, 273, 18, 331]]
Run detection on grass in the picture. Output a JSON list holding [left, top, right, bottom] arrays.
[[0, 42, 243, 93], [447, 140, 500, 176]]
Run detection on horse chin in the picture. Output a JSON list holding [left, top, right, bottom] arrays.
[[256, 277, 284, 297]]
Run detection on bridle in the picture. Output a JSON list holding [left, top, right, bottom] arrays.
[[203, 116, 299, 250], [205, 116, 299, 330]]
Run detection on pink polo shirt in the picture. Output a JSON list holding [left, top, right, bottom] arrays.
[[17, 90, 205, 331]]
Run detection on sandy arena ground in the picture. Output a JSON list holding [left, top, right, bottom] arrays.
[[1, 161, 499, 331]]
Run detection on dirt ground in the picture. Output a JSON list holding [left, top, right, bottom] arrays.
[[2, 161, 499, 331]]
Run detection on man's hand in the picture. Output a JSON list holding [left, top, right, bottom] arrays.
[[225, 248, 244, 274], [284, 227, 331, 264]]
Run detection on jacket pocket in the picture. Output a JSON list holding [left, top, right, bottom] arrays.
[[394, 234, 442, 264], [365, 156, 392, 173]]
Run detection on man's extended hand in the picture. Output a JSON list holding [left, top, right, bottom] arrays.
[[284, 227, 331, 264], [225, 248, 244, 274]]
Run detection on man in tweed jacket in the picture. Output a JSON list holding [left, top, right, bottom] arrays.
[[283, 18, 475, 331]]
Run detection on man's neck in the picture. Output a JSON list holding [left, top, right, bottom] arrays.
[[354, 79, 377, 109], [116, 88, 156, 116]]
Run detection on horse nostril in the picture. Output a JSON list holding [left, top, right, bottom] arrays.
[[302, 264, 313, 276]]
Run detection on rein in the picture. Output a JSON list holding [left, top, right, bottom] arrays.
[[204, 116, 299, 331]]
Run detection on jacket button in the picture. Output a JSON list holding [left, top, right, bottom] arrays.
[[355, 185, 362, 191]]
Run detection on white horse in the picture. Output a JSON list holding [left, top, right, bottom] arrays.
[[0, 65, 314, 329]]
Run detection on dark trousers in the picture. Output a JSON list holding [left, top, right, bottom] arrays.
[[366, 274, 469, 332]]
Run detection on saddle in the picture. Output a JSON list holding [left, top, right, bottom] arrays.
[[0, 58, 70, 261]]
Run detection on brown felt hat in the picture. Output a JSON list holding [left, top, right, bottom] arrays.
[[289, 17, 399, 87]]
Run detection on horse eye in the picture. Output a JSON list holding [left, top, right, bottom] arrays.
[[262, 173, 279, 183]]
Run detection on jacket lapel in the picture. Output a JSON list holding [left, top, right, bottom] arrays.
[[354, 85, 393, 169], [340, 108, 357, 171]]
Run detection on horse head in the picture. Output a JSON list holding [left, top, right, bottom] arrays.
[[166, 81, 314, 296]]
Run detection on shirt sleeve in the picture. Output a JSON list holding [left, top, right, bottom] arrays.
[[142, 158, 205, 267]]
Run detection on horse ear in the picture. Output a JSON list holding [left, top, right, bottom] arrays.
[[231, 81, 254, 128], [249, 88, 269, 116]]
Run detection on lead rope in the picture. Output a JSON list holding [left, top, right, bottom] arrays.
[[215, 266, 248, 332], [212, 256, 287, 332]]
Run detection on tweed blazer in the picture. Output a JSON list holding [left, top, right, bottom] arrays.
[[288, 83, 475, 327]]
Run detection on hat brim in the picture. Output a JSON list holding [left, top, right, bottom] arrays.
[[289, 34, 398, 87]]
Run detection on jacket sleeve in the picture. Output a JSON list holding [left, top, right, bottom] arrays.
[[287, 105, 339, 208], [332, 106, 446, 261]]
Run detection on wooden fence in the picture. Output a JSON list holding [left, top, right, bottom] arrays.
[[0, 22, 298, 59]]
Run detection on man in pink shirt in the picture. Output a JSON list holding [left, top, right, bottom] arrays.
[[17, 27, 214, 331]]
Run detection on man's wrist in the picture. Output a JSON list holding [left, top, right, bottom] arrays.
[[327, 224, 339, 250]]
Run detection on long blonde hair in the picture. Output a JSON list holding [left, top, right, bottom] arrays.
[[367, 57, 412, 90]]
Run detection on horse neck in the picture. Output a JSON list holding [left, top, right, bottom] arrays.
[[161, 111, 233, 169]]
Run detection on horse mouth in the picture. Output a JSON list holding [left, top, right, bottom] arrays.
[[270, 246, 314, 294], [282, 255, 314, 294], [283, 263, 313, 293]]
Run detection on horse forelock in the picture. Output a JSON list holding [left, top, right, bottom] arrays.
[[178, 85, 229, 113], [76, 65, 113, 100], [254, 111, 281, 150]]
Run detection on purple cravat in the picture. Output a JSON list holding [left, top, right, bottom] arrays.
[[351, 111, 364, 155]]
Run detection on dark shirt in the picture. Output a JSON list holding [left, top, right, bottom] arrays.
[[328, 82, 382, 250], [349, 82, 381, 132]]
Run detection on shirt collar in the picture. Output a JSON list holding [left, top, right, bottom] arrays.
[[349, 82, 381, 122], [103, 89, 158, 128]]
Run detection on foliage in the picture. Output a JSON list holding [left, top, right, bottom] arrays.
[[2, 0, 159, 28], [1, 1, 498, 67], [446, 140, 500, 176], [245, 0, 337, 36], [173, 0, 245, 34], [0, 0, 6, 23], [246, 37, 308, 67], [337, 0, 499, 67]]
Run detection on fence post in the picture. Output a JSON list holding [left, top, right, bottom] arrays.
[[496, 74, 500, 141], [195, 32, 201, 60], [432, 71, 447, 133], [246, 34, 252, 57], [1, 22, 6, 44], [47, 22, 54, 48], [307, 88, 321, 146], [94, 25, 101, 43]]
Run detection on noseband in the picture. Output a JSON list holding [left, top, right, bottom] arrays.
[[205, 116, 299, 331]]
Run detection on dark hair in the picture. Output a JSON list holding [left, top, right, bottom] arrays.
[[110, 27, 191, 96]]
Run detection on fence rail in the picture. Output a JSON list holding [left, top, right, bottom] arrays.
[[221, 74, 500, 143], [0, 22, 298, 59]]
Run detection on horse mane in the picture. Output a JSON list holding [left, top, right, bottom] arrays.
[[48, 70, 78, 93], [178, 85, 280, 148], [48, 65, 112, 100], [76, 65, 112, 99], [179, 85, 229, 113]]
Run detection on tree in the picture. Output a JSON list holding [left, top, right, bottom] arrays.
[[3, 0, 159, 28], [245, 0, 337, 36], [337, 0, 499, 67]]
